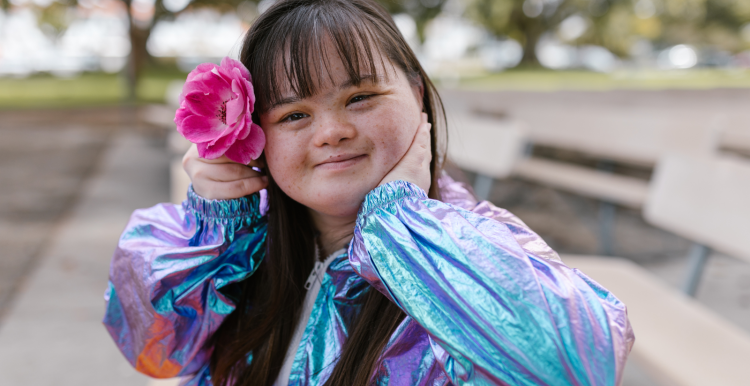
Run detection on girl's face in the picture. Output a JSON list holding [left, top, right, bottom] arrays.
[[259, 52, 424, 218]]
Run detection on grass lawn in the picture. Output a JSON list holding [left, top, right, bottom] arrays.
[[2, 68, 750, 109], [0, 70, 186, 109], [455, 68, 750, 91]]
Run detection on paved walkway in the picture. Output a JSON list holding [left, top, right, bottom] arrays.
[[0, 132, 168, 385], [0, 123, 110, 320]]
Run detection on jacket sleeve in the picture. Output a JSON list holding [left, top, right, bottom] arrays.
[[348, 179, 634, 386], [103, 187, 267, 378]]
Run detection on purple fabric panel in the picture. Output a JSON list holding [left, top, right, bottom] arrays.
[[351, 179, 633, 385], [438, 174, 560, 262], [103, 189, 265, 379]]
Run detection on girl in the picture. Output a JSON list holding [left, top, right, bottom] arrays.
[[103, 0, 633, 385]]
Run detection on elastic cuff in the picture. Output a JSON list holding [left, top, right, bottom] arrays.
[[359, 180, 427, 217], [185, 185, 262, 222]]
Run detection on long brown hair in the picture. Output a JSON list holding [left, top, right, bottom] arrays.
[[209, 1, 446, 384]]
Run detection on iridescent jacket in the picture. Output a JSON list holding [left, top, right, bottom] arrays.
[[103, 176, 634, 386]]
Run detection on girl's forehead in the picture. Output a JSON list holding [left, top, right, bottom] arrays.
[[271, 49, 398, 100], [256, 29, 405, 112]]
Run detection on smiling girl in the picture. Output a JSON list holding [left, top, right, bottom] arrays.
[[103, 0, 633, 385]]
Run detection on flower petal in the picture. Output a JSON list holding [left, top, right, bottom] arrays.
[[206, 118, 242, 146], [184, 71, 233, 101], [221, 57, 251, 81], [231, 99, 253, 141], [174, 105, 191, 126], [196, 142, 224, 160], [202, 134, 235, 159], [224, 122, 266, 164], [175, 57, 263, 162], [186, 62, 217, 83], [203, 117, 247, 154], [225, 80, 246, 124], [183, 91, 223, 118], [178, 114, 224, 143]]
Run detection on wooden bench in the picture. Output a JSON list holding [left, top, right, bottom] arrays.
[[513, 157, 649, 210], [644, 153, 750, 295], [563, 255, 750, 386], [445, 107, 654, 254], [441, 90, 729, 167], [719, 126, 750, 156], [446, 110, 648, 209], [445, 111, 528, 200]]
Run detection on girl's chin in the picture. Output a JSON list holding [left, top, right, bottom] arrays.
[[303, 190, 371, 219]]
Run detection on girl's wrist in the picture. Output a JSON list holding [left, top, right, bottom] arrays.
[[360, 180, 427, 218], [185, 185, 264, 222]]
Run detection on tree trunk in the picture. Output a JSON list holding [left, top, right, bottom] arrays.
[[123, 0, 152, 103], [520, 24, 542, 66]]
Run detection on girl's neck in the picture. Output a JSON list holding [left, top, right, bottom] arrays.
[[308, 209, 357, 258]]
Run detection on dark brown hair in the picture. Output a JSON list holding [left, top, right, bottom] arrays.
[[209, 1, 446, 385]]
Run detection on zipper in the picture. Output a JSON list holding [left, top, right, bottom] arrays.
[[274, 246, 347, 386], [304, 261, 325, 290]]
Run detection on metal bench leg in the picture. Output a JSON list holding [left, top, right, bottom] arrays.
[[682, 243, 711, 297], [473, 174, 494, 202], [598, 201, 616, 256], [595, 160, 617, 256]]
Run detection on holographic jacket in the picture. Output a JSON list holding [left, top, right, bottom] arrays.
[[103, 176, 634, 386]]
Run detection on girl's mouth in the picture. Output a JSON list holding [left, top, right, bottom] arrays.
[[315, 154, 368, 171]]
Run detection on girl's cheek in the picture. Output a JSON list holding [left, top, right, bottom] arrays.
[[265, 132, 304, 185], [373, 103, 418, 156]]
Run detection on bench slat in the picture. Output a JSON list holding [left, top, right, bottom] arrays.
[[514, 157, 649, 209], [644, 154, 750, 263], [563, 256, 750, 386], [447, 114, 527, 179]]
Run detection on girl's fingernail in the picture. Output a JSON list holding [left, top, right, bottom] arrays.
[[261, 176, 269, 183]]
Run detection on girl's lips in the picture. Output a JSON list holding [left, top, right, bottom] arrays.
[[315, 154, 367, 171]]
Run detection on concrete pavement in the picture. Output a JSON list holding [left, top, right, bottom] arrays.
[[0, 132, 168, 385]]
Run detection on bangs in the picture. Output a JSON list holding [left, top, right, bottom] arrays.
[[242, 0, 413, 113]]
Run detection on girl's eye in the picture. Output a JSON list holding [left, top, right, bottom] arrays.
[[348, 94, 373, 105], [283, 112, 308, 122]]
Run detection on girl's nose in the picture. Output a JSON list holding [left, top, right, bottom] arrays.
[[312, 114, 357, 147]]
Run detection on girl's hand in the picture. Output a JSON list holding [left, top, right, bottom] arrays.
[[182, 144, 268, 200], [379, 113, 432, 193]]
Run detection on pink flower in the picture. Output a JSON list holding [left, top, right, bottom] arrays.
[[174, 57, 265, 164]]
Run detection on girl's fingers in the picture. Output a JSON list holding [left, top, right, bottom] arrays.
[[184, 144, 266, 168], [405, 114, 430, 156], [195, 175, 269, 200], [246, 158, 265, 168], [378, 113, 433, 193], [196, 154, 233, 164], [198, 155, 265, 169], [184, 143, 269, 199], [194, 163, 263, 183], [411, 115, 432, 161]]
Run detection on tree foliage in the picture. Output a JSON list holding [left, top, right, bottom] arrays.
[[465, 0, 750, 65], [465, 0, 580, 64], [378, 0, 447, 41]]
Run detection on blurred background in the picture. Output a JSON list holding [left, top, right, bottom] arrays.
[[0, 0, 749, 385]]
